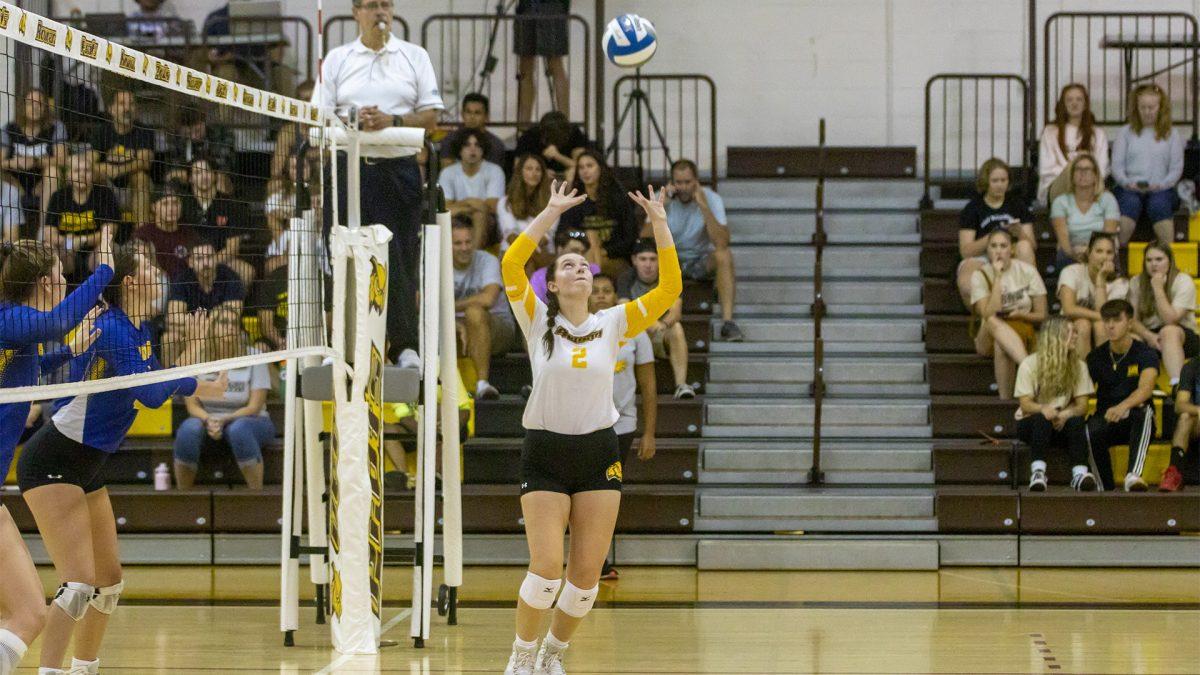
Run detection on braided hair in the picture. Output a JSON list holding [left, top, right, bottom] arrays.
[[542, 256, 564, 359]]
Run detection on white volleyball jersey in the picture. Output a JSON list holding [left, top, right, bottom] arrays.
[[503, 234, 681, 436]]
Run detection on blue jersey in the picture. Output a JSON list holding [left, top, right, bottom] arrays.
[[51, 306, 198, 453], [0, 265, 113, 479]]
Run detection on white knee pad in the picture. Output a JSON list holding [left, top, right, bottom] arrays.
[[89, 581, 124, 616], [518, 572, 561, 610], [554, 581, 598, 619], [52, 582, 95, 622]]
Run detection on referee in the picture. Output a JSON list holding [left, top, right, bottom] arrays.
[[314, 0, 443, 364]]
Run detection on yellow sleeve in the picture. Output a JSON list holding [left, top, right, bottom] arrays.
[[502, 233, 539, 324], [623, 245, 683, 338]]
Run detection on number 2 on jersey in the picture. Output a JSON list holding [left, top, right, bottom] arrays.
[[571, 347, 588, 369]]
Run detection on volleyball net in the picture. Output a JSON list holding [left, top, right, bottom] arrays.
[[0, 1, 461, 656]]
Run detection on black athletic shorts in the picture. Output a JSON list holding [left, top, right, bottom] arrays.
[[513, 0, 569, 58], [521, 426, 621, 495], [617, 432, 636, 466], [17, 422, 109, 494]]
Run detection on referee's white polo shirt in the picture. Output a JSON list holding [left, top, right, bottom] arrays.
[[314, 34, 445, 152]]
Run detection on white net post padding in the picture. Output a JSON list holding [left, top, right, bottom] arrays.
[[410, 209, 439, 646], [284, 116, 462, 655], [437, 208, 463, 612]]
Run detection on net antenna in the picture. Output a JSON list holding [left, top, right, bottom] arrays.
[[278, 112, 462, 654]]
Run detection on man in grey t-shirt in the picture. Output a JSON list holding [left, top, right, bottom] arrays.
[[440, 129, 506, 249], [658, 159, 743, 342], [617, 239, 695, 400], [451, 218, 517, 400]]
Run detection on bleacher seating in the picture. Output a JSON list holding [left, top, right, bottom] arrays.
[[5, 278, 718, 540], [922, 205, 1200, 535]]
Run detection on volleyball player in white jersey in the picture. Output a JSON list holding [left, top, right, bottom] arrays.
[[500, 181, 681, 675]]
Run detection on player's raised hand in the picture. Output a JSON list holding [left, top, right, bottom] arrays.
[[629, 185, 667, 223], [547, 179, 586, 212], [68, 305, 105, 356]]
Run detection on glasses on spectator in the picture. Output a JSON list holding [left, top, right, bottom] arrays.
[[1075, 166, 1095, 173], [359, 1, 392, 10]]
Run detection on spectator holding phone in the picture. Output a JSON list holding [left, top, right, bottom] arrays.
[[1112, 83, 1185, 244]]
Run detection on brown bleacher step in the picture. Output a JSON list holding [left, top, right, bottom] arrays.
[[931, 395, 1016, 438]]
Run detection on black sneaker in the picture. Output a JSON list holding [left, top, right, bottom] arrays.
[[1028, 469, 1047, 492], [1071, 471, 1098, 492], [720, 321, 745, 342]]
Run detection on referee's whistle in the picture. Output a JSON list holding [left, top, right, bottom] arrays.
[[376, 21, 389, 35]]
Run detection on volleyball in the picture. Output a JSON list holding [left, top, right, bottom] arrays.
[[603, 14, 658, 68]]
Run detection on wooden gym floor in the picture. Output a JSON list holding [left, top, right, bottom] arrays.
[[12, 566, 1200, 673]]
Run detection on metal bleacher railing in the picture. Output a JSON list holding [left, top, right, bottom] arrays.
[[421, 12, 591, 134], [1044, 11, 1198, 138], [922, 74, 1030, 208], [607, 73, 717, 189], [924, 11, 1200, 208]]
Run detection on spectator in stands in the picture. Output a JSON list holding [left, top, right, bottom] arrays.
[[2, 88, 67, 218], [514, 0, 570, 124], [270, 80, 317, 181], [134, 182, 199, 281], [1058, 232, 1128, 355], [90, 87, 154, 224], [165, 107, 235, 195], [162, 242, 245, 366], [559, 149, 637, 276], [184, 157, 254, 283], [531, 227, 597, 302], [0, 176, 22, 242], [1050, 154, 1121, 263], [203, 2, 293, 96], [1128, 241, 1198, 384], [441, 129, 506, 249], [1015, 316, 1097, 491], [1086, 299, 1159, 491], [254, 264, 288, 352], [1162, 356, 1200, 491], [451, 217, 516, 400], [41, 153, 120, 279], [127, 0, 181, 38], [174, 309, 274, 491], [440, 93, 507, 168], [515, 111, 590, 177], [957, 158, 1036, 307], [970, 228, 1048, 400], [619, 238, 694, 399], [1112, 83, 1185, 244], [498, 154, 556, 264], [661, 159, 743, 341], [264, 154, 310, 276], [1038, 83, 1109, 206], [590, 271, 656, 580]]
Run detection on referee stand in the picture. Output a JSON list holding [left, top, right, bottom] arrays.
[[279, 118, 463, 653]]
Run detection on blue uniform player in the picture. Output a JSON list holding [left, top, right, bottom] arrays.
[[0, 240, 109, 675], [15, 245, 226, 675]]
